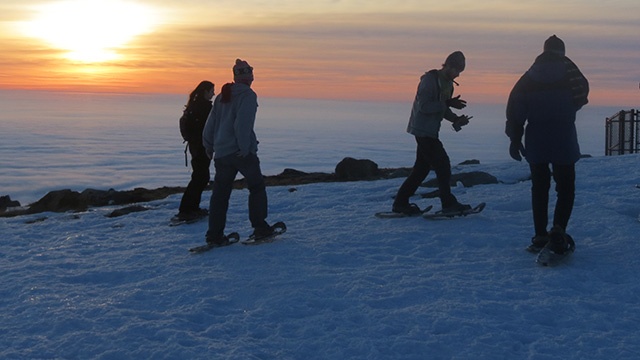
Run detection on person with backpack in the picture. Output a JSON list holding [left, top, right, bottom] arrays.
[[392, 51, 473, 215], [201, 59, 275, 246], [175, 80, 215, 222], [506, 35, 589, 256]]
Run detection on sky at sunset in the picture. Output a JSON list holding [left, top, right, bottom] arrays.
[[0, 0, 638, 106]]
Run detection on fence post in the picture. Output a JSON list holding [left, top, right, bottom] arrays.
[[621, 110, 627, 155], [635, 109, 639, 154], [605, 117, 610, 155], [604, 109, 640, 155]]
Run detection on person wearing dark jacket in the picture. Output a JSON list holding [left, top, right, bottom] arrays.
[[506, 35, 589, 255], [202, 59, 273, 246], [176, 80, 215, 222], [392, 51, 473, 215]]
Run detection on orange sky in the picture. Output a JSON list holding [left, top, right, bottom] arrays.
[[1, 0, 639, 106]]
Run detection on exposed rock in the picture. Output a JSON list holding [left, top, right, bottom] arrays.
[[1, 186, 184, 218], [1, 158, 499, 219], [458, 159, 480, 165], [259, 168, 334, 187], [106, 205, 149, 218], [0, 195, 21, 213], [279, 168, 308, 177], [28, 189, 88, 214], [24, 216, 48, 224], [335, 157, 379, 180]]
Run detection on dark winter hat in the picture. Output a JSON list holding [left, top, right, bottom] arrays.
[[233, 59, 253, 81], [544, 35, 565, 56], [444, 51, 465, 71]]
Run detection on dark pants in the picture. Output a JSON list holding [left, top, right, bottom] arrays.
[[206, 153, 269, 241], [179, 143, 211, 213], [529, 163, 575, 236], [394, 136, 457, 208]]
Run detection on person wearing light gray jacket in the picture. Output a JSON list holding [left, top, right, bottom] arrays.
[[201, 59, 273, 246], [392, 51, 473, 215], [202, 82, 258, 159], [406, 68, 461, 139]]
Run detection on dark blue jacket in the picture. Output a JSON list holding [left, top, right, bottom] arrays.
[[506, 52, 589, 165]]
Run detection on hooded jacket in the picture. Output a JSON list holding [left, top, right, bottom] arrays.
[[202, 83, 259, 159], [506, 52, 589, 165], [406, 69, 458, 139]]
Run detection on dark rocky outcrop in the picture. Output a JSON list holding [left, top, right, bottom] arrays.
[[261, 168, 335, 187], [0, 195, 21, 213], [106, 205, 150, 218], [335, 157, 379, 180], [1, 157, 492, 218], [1, 187, 182, 218]]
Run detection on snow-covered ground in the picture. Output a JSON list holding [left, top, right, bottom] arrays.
[[2, 154, 639, 359]]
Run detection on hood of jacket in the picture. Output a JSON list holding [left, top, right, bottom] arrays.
[[231, 82, 254, 98], [526, 52, 567, 84]]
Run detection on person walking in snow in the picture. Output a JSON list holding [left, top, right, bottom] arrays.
[[175, 80, 215, 222], [202, 59, 274, 246], [392, 51, 473, 215], [506, 35, 589, 255]]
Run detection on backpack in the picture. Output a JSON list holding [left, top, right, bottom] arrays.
[[179, 106, 198, 166], [179, 106, 196, 143]]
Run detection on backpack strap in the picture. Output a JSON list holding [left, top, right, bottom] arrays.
[[184, 142, 189, 167]]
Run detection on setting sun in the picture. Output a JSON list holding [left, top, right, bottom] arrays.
[[2, 0, 638, 104], [19, 0, 159, 63]]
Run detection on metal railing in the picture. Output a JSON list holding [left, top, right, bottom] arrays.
[[605, 109, 639, 155]]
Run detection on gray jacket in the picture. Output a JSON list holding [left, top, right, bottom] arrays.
[[203, 83, 259, 159], [406, 69, 457, 138]]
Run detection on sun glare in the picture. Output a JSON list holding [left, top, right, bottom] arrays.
[[20, 0, 159, 63]]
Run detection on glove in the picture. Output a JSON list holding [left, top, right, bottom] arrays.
[[509, 141, 526, 161], [446, 95, 467, 110], [452, 115, 471, 132]]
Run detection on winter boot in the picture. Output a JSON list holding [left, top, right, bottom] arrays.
[[441, 201, 472, 214], [206, 233, 234, 247], [251, 224, 276, 241], [526, 234, 550, 253], [545, 226, 575, 255], [392, 203, 422, 215]]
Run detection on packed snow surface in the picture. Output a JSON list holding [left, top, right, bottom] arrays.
[[2, 155, 640, 359]]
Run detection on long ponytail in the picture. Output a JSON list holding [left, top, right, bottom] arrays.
[[221, 83, 234, 103]]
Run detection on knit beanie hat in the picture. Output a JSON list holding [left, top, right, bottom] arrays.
[[444, 51, 465, 71], [233, 59, 254, 82], [544, 35, 565, 56]]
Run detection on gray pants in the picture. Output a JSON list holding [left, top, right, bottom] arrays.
[[206, 153, 269, 241]]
